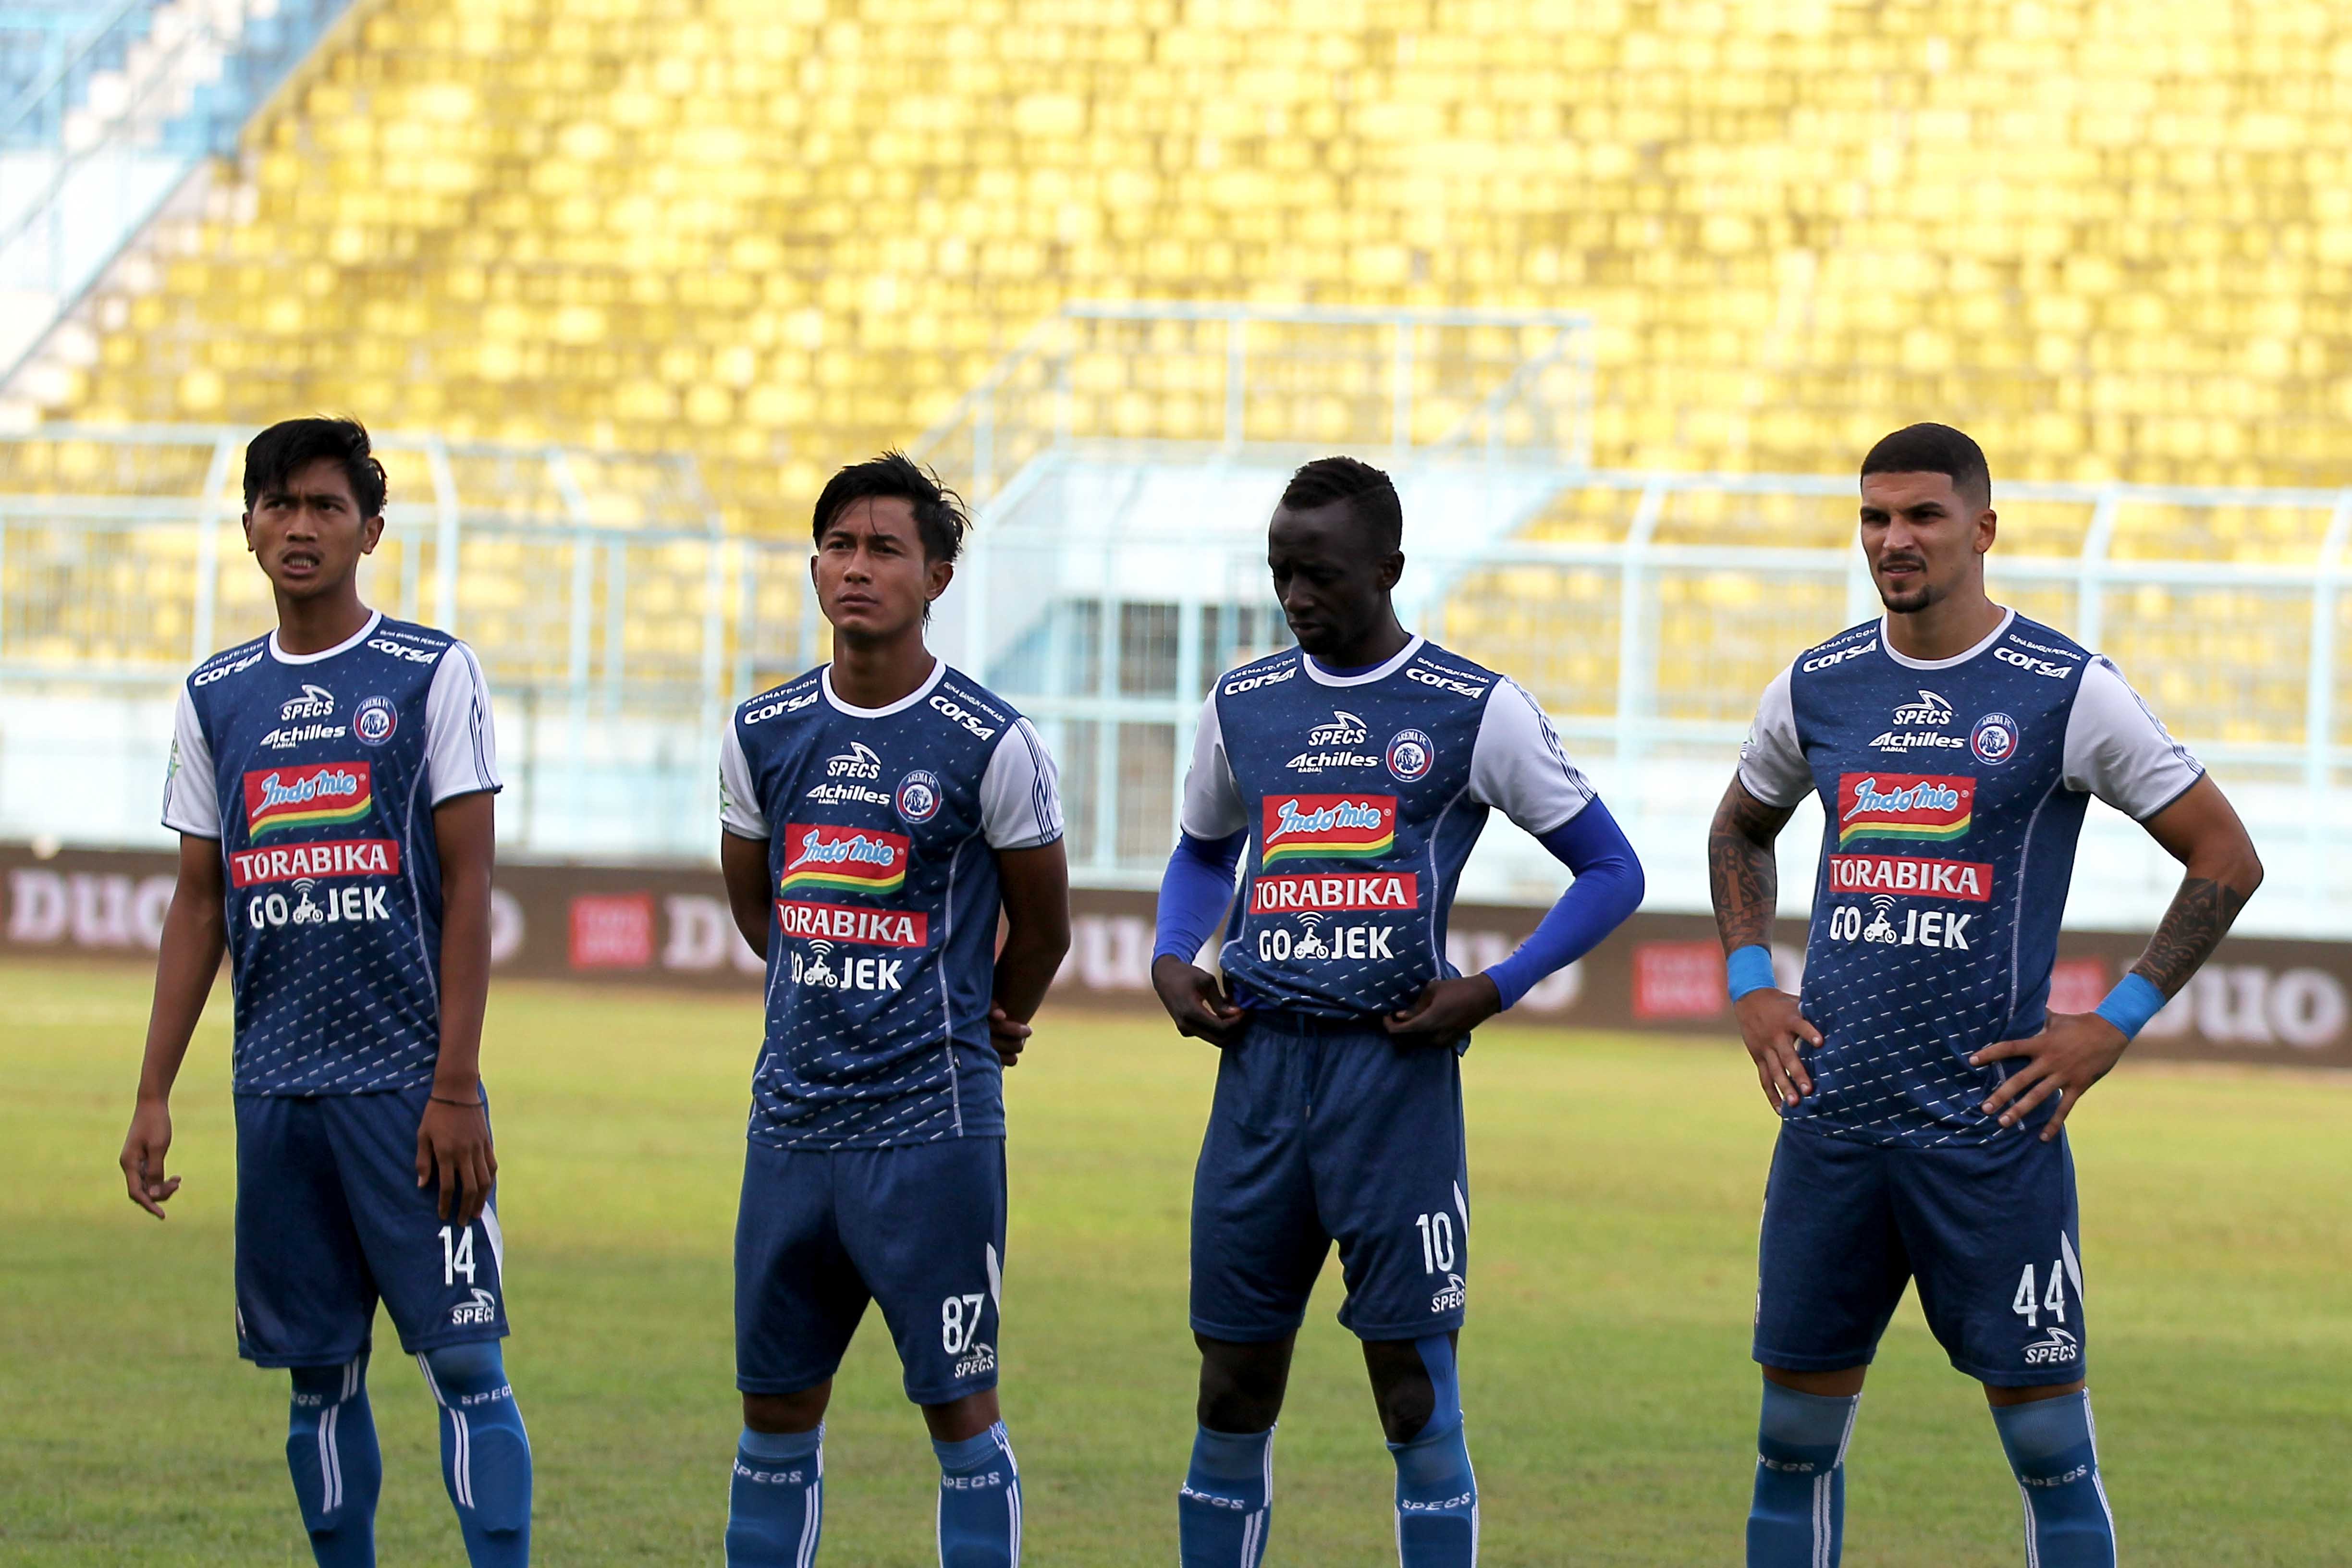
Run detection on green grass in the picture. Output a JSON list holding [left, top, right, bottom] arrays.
[[2, 959, 2346, 1566]]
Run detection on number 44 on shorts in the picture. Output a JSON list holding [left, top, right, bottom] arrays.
[[2011, 1237, 2086, 1368]]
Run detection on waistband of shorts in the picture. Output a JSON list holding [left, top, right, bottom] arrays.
[[1243, 1006, 1388, 1037]]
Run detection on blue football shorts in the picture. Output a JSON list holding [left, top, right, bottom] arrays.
[[233, 1083, 509, 1367], [1189, 1012, 1471, 1344], [1753, 1122, 2087, 1388]]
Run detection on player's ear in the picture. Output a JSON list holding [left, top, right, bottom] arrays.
[[1976, 508, 1997, 556], [1376, 550, 1405, 593], [240, 510, 256, 555], [928, 556, 955, 601], [360, 512, 384, 556]]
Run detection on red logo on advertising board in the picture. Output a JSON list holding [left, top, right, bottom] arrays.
[[1631, 941, 1727, 1021], [772, 899, 929, 948], [227, 838, 401, 888], [1824, 854, 1995, 902], [1248, 872, 1420, 914], [1835, 773, 1974, 846], [570, 893, 654, 969], [2048, 957, 2108, 1015]]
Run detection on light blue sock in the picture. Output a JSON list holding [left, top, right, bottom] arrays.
[[1747, 1381, 1859, 1568], [286, 1355, 381, 1568], [416, 1343, 532, 1567], [1387, 1335, 1476, 1568], [932, 1421, 1021, 1567], [1178, 1424, 1273, 1568], [1992, 1392, 2116, 1568], [728, 1424, 823, 1567]]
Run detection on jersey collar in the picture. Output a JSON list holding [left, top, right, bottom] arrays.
[[1878, 606, 2013, 671], [821, 657, 943, 718], [1302, 634, 1424, 687], [268, 608, 381, 666]]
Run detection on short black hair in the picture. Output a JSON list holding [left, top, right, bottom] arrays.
[[1860, 423, 1991, 511], [243, 417, 388, 517], [810, 452, 968, 564], [1280, 455, 1403, 553]]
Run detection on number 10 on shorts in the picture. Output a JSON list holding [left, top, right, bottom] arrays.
[[1414, 1211, 1457, 1274]]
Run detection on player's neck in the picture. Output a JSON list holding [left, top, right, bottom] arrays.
[[828, 629, 938, 710], [1306, 612, 1412, 674], [1884, 588, 2005, 664], [273, 585, 374, 657]]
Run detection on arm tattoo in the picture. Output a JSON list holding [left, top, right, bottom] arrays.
[[1709, 782, 1796, 953], [2131, 875, 2251, 997]]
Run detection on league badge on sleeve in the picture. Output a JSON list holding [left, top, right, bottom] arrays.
[[353, 695, 398, 746], [894, 770, 943, 824], [1385, 728, 1434, 783], [1971, 711, 2019, 766]]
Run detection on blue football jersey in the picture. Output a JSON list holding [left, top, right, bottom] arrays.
[[719, 660, 1063, 1151], [1179, 636, 1596, 1018], [1739, 609, 2203, 1148], [162, 611, 502, 1095]]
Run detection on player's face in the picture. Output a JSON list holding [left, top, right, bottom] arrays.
[[812, 497, 951, 640], [1267, 500, 1402, 658], [1858, 470, 1995, 614], [243, 456, 382, 601]]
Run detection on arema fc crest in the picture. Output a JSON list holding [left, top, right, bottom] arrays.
[[1386, 728, 1435, 783], [894, 770, 943, 824], [353, 696, 398, 746], [1971, 711, 2020, 766]]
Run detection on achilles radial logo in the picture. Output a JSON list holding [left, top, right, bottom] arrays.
[[780, 824, 910, 895], [1260, 795, 1397, 865], [243, 763, 372, 839], [1836, 773, 1974, 846]]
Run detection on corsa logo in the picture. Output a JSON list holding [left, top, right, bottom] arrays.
[[1260, 795, 1397, 865], [780, 824, 909, 895], [243, 763, 372, 839], [1836, 773, 1973, 846]]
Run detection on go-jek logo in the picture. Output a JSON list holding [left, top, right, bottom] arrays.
[[1836, 773, 1973, 846], [1260, 795, 1397, 865], [243, 763, 372, 839], [780, 823, 909, 894]]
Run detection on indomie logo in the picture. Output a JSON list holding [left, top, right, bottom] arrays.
[[1836, 773, 1973, 846], [1260, 795, 1397, 865], [243, 763, 372, 839], [780, 824, 909, 894]]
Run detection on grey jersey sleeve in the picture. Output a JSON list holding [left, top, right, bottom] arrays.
[[1178, 694, 1250, 840], [423, 644, 502, 805], [719, 722, 765, 839], [2064, 656, 2205, 820], [1736, 664, 1811, 808], [980, 718, 1066, 851], [1466, 678, 1596, 835], [161, 686, 221, 837]]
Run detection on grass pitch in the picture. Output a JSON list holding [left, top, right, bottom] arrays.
[[2, 959, 2346, 1566]]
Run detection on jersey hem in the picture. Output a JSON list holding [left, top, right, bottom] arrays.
[[1750, 1342, 1882, 1373], [745, 1124, 1008, 1152], [2131, 766, 2206, 823], [720, 821, 767, 840], [426, 782, 503, 808], [986, 827, 1065, 853], [162, 817, 221, 838], [1734, 764, 1808, 810], [231, 1072, 439, 1098]]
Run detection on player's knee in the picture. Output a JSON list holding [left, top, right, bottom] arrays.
[[1195, 1339, 1289, 1432], [1365, 1347, 1438, 1444], [744, 1385, 829, 1435], [419, 1340, 505, 1389]]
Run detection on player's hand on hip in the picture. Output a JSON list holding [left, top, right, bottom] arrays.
[[1384, 974, 1501, 1050], [1151, 954, 1248, 1047], [1972, 1012, 2129, 1140], [1734, 990, 1822, 1111], [416, 1094, 497, 1225], [987, 1002, 1032, 1067], [119, 1097, 180, 1219]]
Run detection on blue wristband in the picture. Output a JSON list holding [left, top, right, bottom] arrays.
[[2093, 972, 2166, 1040], [1726, 944, 1777, 1002]]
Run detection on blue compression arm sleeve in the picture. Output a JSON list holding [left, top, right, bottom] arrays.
[[1153, 829, 1247, 965], [1483, 799, 1646, 1010]]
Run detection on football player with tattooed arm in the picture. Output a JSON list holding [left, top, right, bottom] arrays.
[[1151, 456, 1647, 1567], [1709, 423, 2264, 1568]]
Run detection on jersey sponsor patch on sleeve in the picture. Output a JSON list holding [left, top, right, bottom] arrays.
[[1259, 794, 1397, 864], [779, 824, 910, 895], [1835, 772, 1974, 846], [243, 762, 373, 838]]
